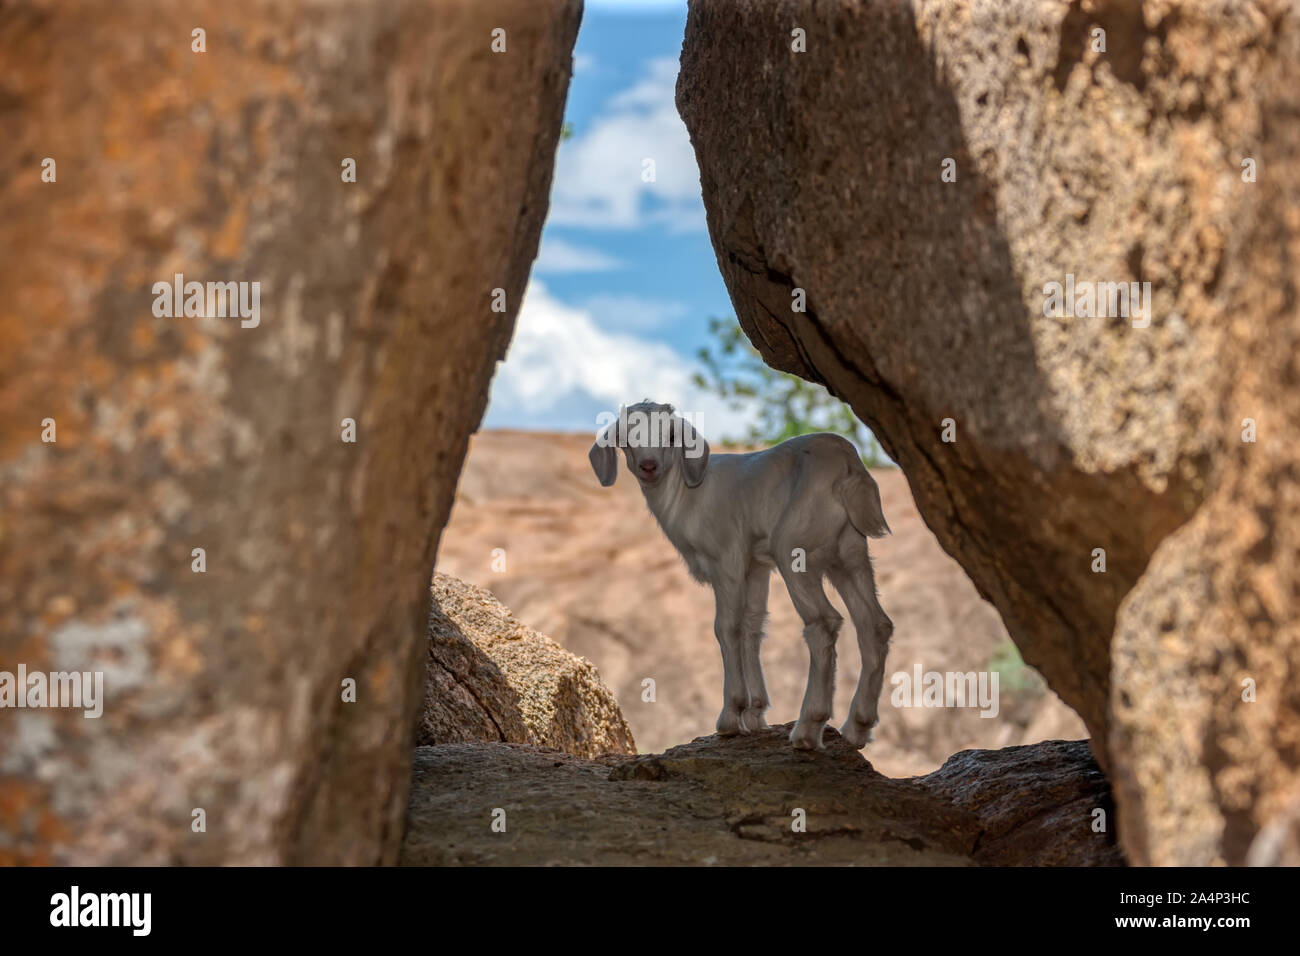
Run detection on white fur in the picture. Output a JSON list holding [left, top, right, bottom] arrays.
[[590, 401, 893, 750]]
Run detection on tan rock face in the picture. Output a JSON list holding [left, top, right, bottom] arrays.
[[0, 0, 581, 864], [677, 0, 1299, 864], [421, 574, 635, 757]]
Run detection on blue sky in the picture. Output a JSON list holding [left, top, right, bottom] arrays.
[[482, 0, 754, 437]]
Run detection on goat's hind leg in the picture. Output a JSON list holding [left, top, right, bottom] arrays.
[[829, 543, 894, 749], [778, 563, 842, 751]]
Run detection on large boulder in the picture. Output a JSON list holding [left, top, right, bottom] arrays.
[[420, 573, 636, 757], [0, 0, 581, 864], [677, 0, 1300, 864], [916, 739, 1123, 866]]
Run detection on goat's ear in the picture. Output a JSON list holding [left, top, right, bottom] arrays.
[[589, 429, 619, 487], [680, 419, 710, 488]]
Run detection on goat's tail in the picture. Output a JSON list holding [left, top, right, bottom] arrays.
[[834, 465, 890, 539]]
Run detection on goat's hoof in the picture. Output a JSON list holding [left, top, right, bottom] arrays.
[[789, 722, 826, 751], [716, 710, 743, 736], [839, 719, 875, 749], [740, 709, 769, 733]]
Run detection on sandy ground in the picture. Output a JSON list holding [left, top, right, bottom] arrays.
[[435, 430, 1086, 777]]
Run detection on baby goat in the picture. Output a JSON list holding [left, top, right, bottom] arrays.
[[589, 401, 893, 750]]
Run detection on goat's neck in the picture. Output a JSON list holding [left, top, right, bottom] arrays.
[[639, 472, 690, 533], [639, 473, 712, 583]]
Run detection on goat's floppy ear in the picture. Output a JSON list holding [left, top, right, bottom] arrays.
[[589, 425, 619, 487], [679, 418, 710, 488]]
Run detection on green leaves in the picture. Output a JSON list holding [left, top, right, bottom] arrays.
[[694, 316, 891, 466]]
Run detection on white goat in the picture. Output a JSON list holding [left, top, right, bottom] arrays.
[[589, 401, 893, 750]]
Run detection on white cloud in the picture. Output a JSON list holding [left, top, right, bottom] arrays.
[[534, 237, 624, 274], [484, 280, 755, 438], [579, 293, 687, 332], [549, 57, 704, 232]]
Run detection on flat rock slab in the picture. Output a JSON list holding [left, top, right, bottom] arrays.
[[401, 727, 1122, 866]]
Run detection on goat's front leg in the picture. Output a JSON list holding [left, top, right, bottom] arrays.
[[711, 576, 748, 736], [738, 567, 771, 733]]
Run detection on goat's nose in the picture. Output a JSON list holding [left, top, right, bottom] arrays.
[[639, 460, 657, 473]]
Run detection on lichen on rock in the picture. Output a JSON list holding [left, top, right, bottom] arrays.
[[421, 573, 636, 758]]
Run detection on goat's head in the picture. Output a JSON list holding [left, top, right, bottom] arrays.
[[588, 401, 710, 490]]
